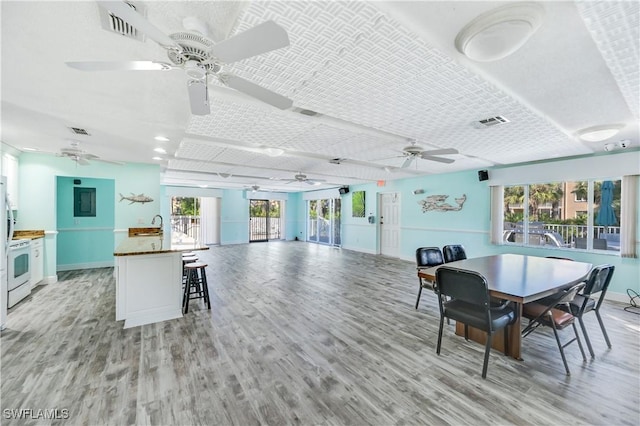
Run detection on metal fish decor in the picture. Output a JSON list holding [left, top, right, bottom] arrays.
[[418, 194, 466, 212], [119, 193, 154, 204]]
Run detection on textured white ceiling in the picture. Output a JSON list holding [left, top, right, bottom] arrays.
[[1, 1, 638, 192]]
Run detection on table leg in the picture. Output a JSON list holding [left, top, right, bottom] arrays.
[[454, 302, 523, 360]]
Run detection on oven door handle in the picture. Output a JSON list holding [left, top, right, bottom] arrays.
[[6, 193, 14, 253]]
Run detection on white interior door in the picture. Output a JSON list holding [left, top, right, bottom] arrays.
[[380, 192, 401, 257]]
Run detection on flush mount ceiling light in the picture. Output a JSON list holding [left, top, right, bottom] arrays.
[[154, 147, 167, 154], [455, 3, 544, 62], [262, 147, 284, 157], [154, 136, 170, 142], [578, 124, 624, 142]]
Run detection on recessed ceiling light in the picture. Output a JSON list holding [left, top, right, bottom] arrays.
[[22, 147, 37, 151], [154, 136, 170, 142], [455, 3, 544, 62], [152, 156, 163, 161], [198, 184, 208, 188], [154, 147, 167, 154], [578, 125, 624, 142]]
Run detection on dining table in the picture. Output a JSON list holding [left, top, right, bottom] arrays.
[[417, 253, 593, 360]]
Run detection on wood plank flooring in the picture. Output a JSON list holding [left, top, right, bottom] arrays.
[[1, 242, 639, 425]]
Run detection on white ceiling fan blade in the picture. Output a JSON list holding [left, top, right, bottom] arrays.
[[76, 157, 90, 166], [421, 148, 459, 156], [187, 80, 210, 115], [401, 156, 414, 168], [210, 20, 289, 64], [66, 61, 174, 71], [97, 1, 181, 51], [221, 74, 293, 110], [420, 155, 455, 164]]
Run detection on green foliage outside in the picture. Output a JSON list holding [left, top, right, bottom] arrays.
[[504, 180, 621, 226], [172, 197, 199, 216]]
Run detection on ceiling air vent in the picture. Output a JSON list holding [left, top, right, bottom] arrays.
[[475, 116, 510, 128], [68, 127, 90, 136], [292, 107, 321, 117], [99, 1, 146, 42], [329, 158, 343, 164]]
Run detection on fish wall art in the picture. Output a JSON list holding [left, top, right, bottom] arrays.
[[418, 194, 466, 212], [119, 193, 154, 204]]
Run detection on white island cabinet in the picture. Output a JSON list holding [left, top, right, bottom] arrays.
[[114, 234, 207, 329]]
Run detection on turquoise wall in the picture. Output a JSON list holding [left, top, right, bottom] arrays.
[[56, 176, 115, 269], [18, 153, 162, 275], [293, 168, 639, 298], [17, 151, 639, 298]]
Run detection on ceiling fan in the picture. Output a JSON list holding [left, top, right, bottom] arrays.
[[66, 1, 293, 115], [57, 141, 123, 166], [396, 141, 458, 168], [245, 184, 261, 192], [283, 172, 327, 186]]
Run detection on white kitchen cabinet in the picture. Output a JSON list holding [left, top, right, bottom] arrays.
[[2, 153, 19, 210], [30, 238, 44, 288]]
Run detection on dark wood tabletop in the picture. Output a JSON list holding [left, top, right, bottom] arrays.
[[418, 254, 593, 303], [418, 254, 593, 359]]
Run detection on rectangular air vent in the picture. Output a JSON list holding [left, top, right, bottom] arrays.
[[99, 1, 146, 42], [476, 116, 510, 127], [68, 127, 90, 136]]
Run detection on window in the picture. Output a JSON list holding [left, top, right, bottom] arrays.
[[502, 179, 621, 252]]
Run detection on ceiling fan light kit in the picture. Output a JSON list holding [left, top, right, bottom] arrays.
[[455, 2, 544, 62]]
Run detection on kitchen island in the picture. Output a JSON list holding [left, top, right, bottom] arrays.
[[114, 234, 208, 329]]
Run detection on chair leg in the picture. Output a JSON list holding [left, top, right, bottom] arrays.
[[595, 310, 612, 348], [201, 267, 211, 310], [572, 322, 587, 361], [436, 316, 445, 355], [551, 322, 571, 375], [578, 316, 595, 358], [482, 332, 492, 379], [415, 284, 423, 310]]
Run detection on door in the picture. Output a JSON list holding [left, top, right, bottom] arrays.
[[249, 200, 269, 242], [307, 198, 341, 246], [380, 192, 401, 257]]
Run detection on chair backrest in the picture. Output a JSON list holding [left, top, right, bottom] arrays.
[[583, 264, 615, 308], [436, 266, 489, 307], [416, 247, 444, 268], [442, 245, 467, 263]]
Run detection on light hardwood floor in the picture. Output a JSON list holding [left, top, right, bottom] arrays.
[[1, 242, 639, 425]]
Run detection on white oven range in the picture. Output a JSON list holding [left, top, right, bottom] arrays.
[[8, 238, 31, 308]]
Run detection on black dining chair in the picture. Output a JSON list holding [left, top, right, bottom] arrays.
[[559, 264, 615, 357], [443, 244, 467, 263], [435, 266, 516, 379], [415, 247, 444, 309], [522, 282, 587, 375]]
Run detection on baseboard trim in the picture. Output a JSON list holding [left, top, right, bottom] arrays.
[[38, 275, 58, 285], [57, 261, 114, 272]]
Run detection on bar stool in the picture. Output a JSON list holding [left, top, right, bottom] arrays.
[[182, 254, 198, 284], [183, 262, 211, 314]]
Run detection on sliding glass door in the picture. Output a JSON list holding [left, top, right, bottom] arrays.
[[307, 198, 341, 246], [249, 200, 283, 242]]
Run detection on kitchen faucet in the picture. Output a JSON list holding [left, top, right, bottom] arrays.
[[151, 214, 163, 230]]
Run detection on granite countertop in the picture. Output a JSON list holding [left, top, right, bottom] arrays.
[[114, 236, 208, 256], [13, 230, 45, 240]]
